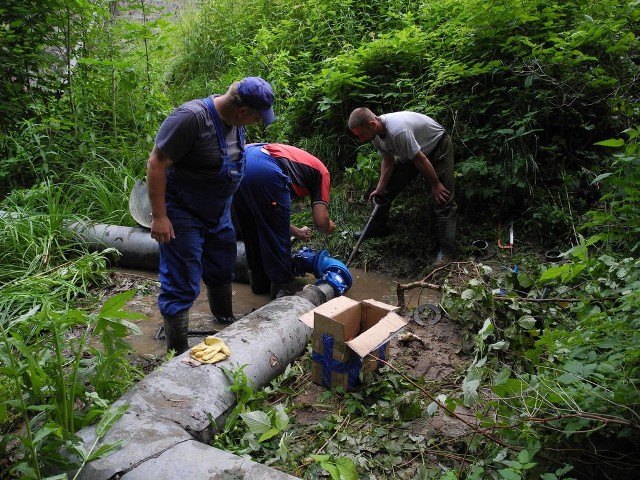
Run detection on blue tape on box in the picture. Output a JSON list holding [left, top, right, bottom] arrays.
[[376, 343, 387, 365], [312, 334, 389, 389], [311, 334, 361, 389]]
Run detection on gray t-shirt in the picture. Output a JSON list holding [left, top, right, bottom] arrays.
[[155, 96, 242, 181], [372, 111, 444, 164]]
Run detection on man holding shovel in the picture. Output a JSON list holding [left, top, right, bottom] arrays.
[[347, 107, 457, 264]]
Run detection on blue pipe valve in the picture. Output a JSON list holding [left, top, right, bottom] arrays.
[[292, 247, 353, 296]]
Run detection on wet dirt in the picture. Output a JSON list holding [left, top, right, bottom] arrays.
[[115, 265, 470, 389], [111, 265, 474, 475], [116, 267, 423, 358], [115, 264, 471, 402]]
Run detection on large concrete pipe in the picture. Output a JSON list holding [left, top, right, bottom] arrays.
[[66, 283, 335, 480], [66, 221, 249, 282], [66, 222, 354, 293]]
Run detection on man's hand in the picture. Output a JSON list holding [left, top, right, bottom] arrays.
[[431, 182, 450, 205], [146, 145, 174, 243], [292, 226, 312, 242], [368, 189, 384, 202], [150, 215, 175, 244]]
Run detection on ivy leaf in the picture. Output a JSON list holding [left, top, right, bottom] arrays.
[[426, 401, 439, 416], [517, 271, 534, 288], [499, 468, 522, 480], [539, 264, 569, 282], [478, 318, 494, 339], [492, 378, 528, 397], [567, 243, 588, 262], [273, 403, 289, 431], [564, 360, 596, 378], [461, 288, 476, 300], [517, 449, 531, 463], [563, 418, 591, 433], [462, 378, 480, 406], [489, 341, 508, 351], [426, 394, 446, 416], [524, 74, 534, 87], [493, 368, 511, 385], [518, 315, 537, 329]]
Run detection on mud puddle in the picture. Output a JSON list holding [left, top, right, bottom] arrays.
[[115, 268, 420, 358]]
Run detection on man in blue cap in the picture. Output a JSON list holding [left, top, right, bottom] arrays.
[[146, 77, 275, 355]]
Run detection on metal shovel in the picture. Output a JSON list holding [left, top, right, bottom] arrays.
[[129, 179, 153, 229], [345, 196, 388, 267]]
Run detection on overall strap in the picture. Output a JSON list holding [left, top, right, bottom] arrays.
[[202, 96, 246, 160]]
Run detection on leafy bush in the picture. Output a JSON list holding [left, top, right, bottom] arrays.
[[0, 183, 145, 478]]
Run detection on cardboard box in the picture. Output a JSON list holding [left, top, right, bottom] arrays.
[[299, 297, 407, 390]]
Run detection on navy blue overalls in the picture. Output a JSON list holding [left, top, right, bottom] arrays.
[[158, 97, 245, 316], [233, 144, 294, 285]]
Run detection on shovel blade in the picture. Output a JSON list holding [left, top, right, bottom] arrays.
[[129, 179, 153, 229]]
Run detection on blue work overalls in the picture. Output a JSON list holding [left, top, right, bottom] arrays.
[[158, 97, 245, 316], [233, 144, 294, 285]]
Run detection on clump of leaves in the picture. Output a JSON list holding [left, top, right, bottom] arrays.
[[0, 290, 144, 479]]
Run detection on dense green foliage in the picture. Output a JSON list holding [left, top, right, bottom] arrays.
[[0, 0, 638, 478], [207, 137, 640, 479], [168, 0, 638, 223], [0, 0, 170, 199]]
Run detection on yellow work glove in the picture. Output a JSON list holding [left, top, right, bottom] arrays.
[[189, 336, 231, 363]]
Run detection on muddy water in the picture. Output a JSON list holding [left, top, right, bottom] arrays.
[[119, 268, 429, 358]]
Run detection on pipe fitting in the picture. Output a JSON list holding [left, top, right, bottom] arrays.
[[292, 247, 353, 296]]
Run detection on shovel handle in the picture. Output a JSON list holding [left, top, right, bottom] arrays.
[[345, 201, 383, 267]]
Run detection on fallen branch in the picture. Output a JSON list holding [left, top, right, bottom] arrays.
[[396, 280, 441, 309], [375, 356, 640, 469], [492, 296, 582, 303], [396, 261, 476, 308]]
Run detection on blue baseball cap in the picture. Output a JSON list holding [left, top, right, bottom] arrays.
[[238, 77, 276, 125]]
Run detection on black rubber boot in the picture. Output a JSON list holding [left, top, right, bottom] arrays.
[[435, 216, 457, 264], [248, 269, 271, 295], [206, 283, 236, 324], [162, 310, 189, 355]]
